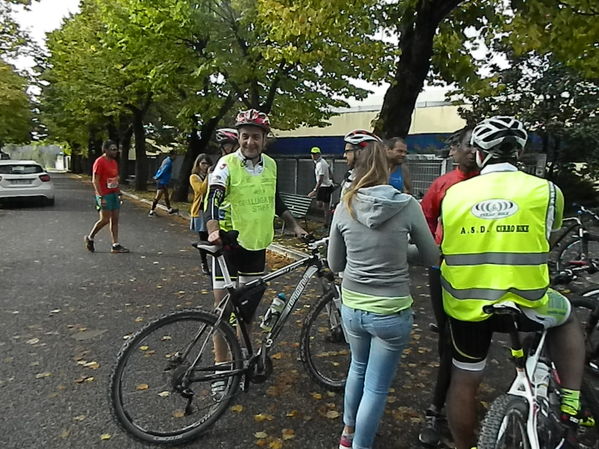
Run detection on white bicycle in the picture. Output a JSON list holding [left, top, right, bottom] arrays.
[[477, 301, 599, 449]]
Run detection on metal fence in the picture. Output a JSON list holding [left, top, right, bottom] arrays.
[[274, 155, 453, 200]]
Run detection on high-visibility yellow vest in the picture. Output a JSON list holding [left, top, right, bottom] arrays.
[[223, 153, 277, 251], [440, 170, 558, 321]]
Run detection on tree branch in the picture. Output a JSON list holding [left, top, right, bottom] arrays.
[[262, 60, 291, 113]]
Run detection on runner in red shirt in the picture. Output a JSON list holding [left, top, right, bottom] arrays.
[[418, 127, 478, 447], [84, 140, 129, 253]]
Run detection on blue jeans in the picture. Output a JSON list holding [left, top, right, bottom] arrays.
[[341, 304, 414, 449]]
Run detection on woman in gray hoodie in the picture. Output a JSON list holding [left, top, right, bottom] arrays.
[[329, 129, 439, 449]]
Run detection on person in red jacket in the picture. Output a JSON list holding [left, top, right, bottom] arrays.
[[418, 127, 478, 447]]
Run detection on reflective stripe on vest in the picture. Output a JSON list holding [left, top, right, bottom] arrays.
[[440, 171, 556, 321], [440, 277, 548, 301], [444, 252, 548, 266], [225, 153, 277, 251]]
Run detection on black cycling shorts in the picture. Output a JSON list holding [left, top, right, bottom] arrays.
[[448, 290, 571, 370], [448, 314, 544, 370], [212, 245, 266, 288]]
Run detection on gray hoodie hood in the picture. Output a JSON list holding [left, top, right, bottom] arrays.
[[352, 185, 412, 228]]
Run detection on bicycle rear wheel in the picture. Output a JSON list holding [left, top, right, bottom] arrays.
[[478, 394, 531, 449], [299, 291, 350, 391], [109, 309, 242, 445]]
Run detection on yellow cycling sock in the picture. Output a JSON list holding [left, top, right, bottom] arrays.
[[560, 388, 580, 416]]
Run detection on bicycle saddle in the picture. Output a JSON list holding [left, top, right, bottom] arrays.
[[482, 301, 521, 316]]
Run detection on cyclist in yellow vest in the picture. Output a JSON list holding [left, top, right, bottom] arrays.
[[205, 109, 307, 397], [440, 116, 584, 449]]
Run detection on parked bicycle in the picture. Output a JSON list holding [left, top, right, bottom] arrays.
[[108, 231, 349, 445], [553, 205, 599, 280], [477, 301, 599, 449]]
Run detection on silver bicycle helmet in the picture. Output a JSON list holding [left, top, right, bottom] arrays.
[[343, 129, 382, 148], [471, 116, 528, 152]]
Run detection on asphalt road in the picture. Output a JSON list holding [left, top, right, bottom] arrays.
[[0, 174, 513, 449]]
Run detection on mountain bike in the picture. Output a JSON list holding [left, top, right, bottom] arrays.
[[554, 205, 599, 280], [108, 232, 349, 445], [477, 301, 599, 449]]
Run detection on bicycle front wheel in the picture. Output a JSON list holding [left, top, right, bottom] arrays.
[[478, 394, 531, 449], [109, 309, 242, 445], [299, 291, 350, 391]]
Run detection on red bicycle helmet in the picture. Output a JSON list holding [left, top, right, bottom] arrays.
[[234, 109, 271, 133], [215, 128, 238, 144], [344, 129, 382, 147]]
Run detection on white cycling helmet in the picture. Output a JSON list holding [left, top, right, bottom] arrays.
[[471, 116, 528, 152], [344, 129, 382, 148], [215, 128, 238, 144]]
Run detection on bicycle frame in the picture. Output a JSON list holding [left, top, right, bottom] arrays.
[[211, 238, 335, 362], [505, 328, 550, 449], [485, 301, 556, 449]]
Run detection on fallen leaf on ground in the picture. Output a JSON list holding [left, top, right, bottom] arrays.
[[59, 429, 70, 439], [35, 372, 52, 379], [84, 361, 100, 369], [136, 383, 149, 391], [282, 428, 295, 440], [27, 338, 40, 345], [139, 346, 149, 351], [134, 317, 144, 323], [254, 413, 274, 422], [100, 433, 111, 440], [325, 410, 340, 419], [271, 352, 283, 360], [269, 439, 283, 449], [230, 404, 244, 413], [73, 415, 86, 421], [286, 410, 298, 417], [172, 410, 185, 418], [254, 431, 268, 439], [310, 392, 322, 400]]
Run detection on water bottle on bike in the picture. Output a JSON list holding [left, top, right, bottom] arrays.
[[260, 293, 287, 332]]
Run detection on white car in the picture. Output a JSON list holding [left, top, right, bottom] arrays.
[[0, 160, 55, 205]]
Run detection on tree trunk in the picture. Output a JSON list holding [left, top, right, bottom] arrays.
[[173, 125, 205, 202], [173, 95, 236, 202], [132, 109, 148, 191], [119, 126, 133, 185], [374, 1, 462, 138], [87, 128, 103, 175]]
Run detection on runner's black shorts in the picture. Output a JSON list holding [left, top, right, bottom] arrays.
[[316, 186, 334, 203], [212, 245, 266, 289]]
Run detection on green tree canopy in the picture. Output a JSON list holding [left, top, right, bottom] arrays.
[[0, 60, 32, 147]]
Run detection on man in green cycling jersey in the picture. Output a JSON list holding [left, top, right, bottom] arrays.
[[440, 116, 585, 449], [205, 109, 307, 395]]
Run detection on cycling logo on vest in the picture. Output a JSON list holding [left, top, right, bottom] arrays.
[[471, 199, 519, 219]]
